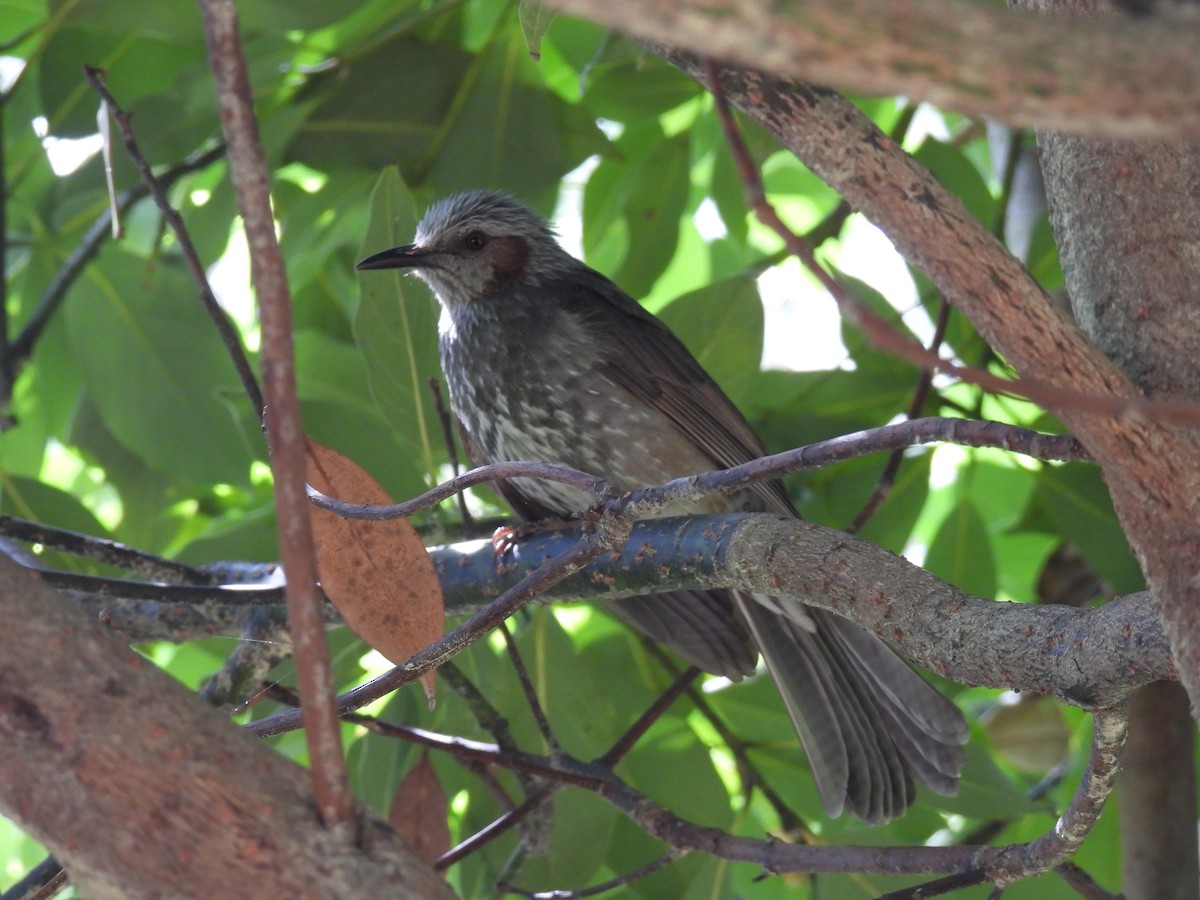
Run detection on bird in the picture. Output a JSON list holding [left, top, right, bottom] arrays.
[[357, 189, 968, 823]]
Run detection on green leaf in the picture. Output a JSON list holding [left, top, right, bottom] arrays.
[[583, 126, 691, 297], [658, 275, 763, 408], [291, 28, 601, 203], [1033, 464, 1144, 593], [425, 30, 580, 202], [0, 476, 111, 574], [40, 27, 205, 138], [517, 0, 554, 60], [63, 249, 259, 486], [925, 500, 997, 598], [507, 789, 618, 891], [49, 0, 205, 42], [0, 475, 107, 536], [290, 39, 473, 173], [295, 330, 427, 501], [354, 167, 440, 485], [981, 699, 1071, 773], [582, 56, 700, 121], [927, 737, 1035, 820], [856, 450, 933, 551]]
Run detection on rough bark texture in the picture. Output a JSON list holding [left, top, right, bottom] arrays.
[[1036, 135, 1200, 402], [0, 554, 454, 900], [1036, 122, 1200, 900], [539, 0, 1200, 136], [1119, 683, 1199, 900], [1010, 1, 1200, 892], [428, 515, 1173, 704]]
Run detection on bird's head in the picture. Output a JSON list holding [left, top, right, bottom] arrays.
[[356, 190, 572, 308]]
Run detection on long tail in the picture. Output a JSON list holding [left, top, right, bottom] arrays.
[[736, 594, 967, 823]]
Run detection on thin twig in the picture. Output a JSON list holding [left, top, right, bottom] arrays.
[[498, 852, 683, 898], [197, 0, 351, 827], [642, 642, 808, 834], [704, 58, 1200, 429], [437, 783, 556, 871], [246, 533, 607, 739], [309, 418, 1083, 525], [598, 665, 699, 765], [0, 856, 66, 900], [82, 68, 262, 416], [1054, 861, 1125, 900], [848, 296, 952, 533], [26, 570, 282, 603], [429, 377, 475, 528], [875, 869, 987, 899], [499, 621, 559, 753], [307, 459, 606, 521], [437, 662, 701, 869], [6, 143, 225, 373], [0, 516, 216, 583], [292, 708, 1118, 881], [983, 707, 1129, 885], [613, 417, 1086, 523]]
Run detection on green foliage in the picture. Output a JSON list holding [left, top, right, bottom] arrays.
[[0, 1, 1135, 897]]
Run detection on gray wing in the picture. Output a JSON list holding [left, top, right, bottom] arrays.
[[556, 268, 795, 517]]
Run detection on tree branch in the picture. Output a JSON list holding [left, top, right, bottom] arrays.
[[425, 514, 1173, 707], [198, 0, 352, 827], [10, 511, 1172, 712], [538, 0, 1200, 137], [0, 553, 453, 897]]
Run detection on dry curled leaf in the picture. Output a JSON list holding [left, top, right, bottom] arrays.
[[389, 752, 452, 865], [305, 438, 443, 703]]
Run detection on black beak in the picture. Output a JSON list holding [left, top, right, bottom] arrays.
[[355, 243, 433, 271]]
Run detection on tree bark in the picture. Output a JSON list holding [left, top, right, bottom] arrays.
[[0, 553, 454, 899], [538, 0, 1200, 136], [1009, 2, 1200, 892], [1120, 683, 1199, 900]]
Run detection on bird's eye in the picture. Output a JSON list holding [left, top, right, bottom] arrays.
[[463, 231, 487, 251]]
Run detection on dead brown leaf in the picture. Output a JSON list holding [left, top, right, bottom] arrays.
[[389, 752, 452, 865], [305, 438, 443, 703]]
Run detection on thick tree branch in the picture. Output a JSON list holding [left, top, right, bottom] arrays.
[[539, 0, 1200, 137], [11, 511, 1171, 711], [425, 514, 1172, 707], [0, 553, 453, 898], [1016, 0, 1200, 886]]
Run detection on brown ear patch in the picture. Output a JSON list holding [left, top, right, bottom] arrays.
[[484, 235, 530, 292]]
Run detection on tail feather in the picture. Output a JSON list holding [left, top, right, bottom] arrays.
[[606, 587, 967, 822], [606, 590, 757, 681], [822, 613, 966, 793], [739, 596, 914, 822]]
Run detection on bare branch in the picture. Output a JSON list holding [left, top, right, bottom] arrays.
[[0, 515, 215, 584], [423, 514, 1172, 707], [198, 0, 351, 827], [539, 0, 1200, 137], [984, 707, 1128, 884], [246, 531, 608, 739], [82, 68, 262, 417], [309, 418, 1083, 524], [353, 703, 1123, 885]]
